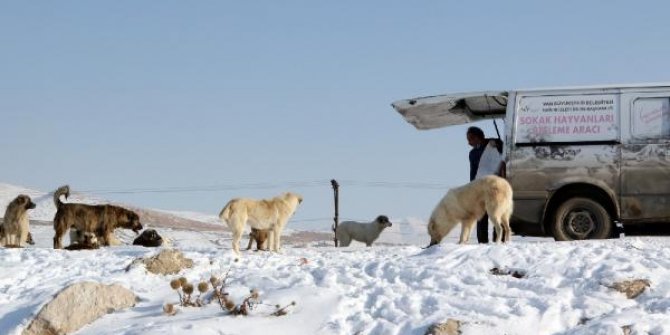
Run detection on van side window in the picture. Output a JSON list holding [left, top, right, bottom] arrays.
[[632, 97, 670, 139]]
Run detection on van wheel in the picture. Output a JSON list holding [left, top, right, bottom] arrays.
[[552, 197, 612, 241]]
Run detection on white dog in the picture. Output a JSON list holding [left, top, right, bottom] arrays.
[[219, 192, 302, 255], [335, 215, 392, 247], [427, 175, 513, 246]]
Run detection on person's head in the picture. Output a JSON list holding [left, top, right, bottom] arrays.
[[466, 126, 485, 147]]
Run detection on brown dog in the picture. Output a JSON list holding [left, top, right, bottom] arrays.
[[1, 195, 36, 247], [52, 185, 143, 249], [1, 224, 36, 246], [246, 228, 269, 251]]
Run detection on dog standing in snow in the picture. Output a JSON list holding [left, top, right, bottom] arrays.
[[334, 215, 393, 247], [52, 185, 143, 249], [246, 228, 269, 251], [219, 192, 303, 255], [427, 175, 513, 247], [1, 195, 36, 247]]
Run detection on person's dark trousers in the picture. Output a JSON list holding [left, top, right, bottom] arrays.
[[476, 214, 499, 244], [476, 214, 489, 244]]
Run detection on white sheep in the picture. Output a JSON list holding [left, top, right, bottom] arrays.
[[334, 215, 393, 247]]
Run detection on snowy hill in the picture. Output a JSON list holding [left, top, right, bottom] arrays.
[[1, 226, 669, 335]]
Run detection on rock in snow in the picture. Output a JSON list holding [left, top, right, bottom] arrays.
[[128, 248, 193, 275], [22, 281, 136, 335]]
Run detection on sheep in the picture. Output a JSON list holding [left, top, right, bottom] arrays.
[[334, 215, 393, 247]]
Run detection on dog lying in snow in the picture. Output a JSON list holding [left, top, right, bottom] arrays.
[[64, 231, 100, 250], [334, 215, 392, 247], [427, 175, 513, 247], [133, 229, 164, 247]]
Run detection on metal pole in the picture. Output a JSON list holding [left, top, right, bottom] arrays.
[[493, 119, 501, 140], [330, 179, 339, 247]]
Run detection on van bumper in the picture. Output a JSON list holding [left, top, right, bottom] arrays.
[[511, 219, 545, 237], [511, 198, 548, 237]]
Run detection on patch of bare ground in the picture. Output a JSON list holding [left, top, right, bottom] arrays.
[[282, 231, 332, 246]]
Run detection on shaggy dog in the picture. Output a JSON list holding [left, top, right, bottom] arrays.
[[427, 175, 513, 247], [246, 228, 269, 251], [52, 185, 143, 249], [1, 195, 36, 247], [335, 215, 392, 247], [1, 226, 35, 246], [219, 192, 302, 255], [133, 229, 164, 247]]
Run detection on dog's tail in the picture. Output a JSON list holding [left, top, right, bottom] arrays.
[[218, 200, 234, 224], [53, 185, 70, 208]]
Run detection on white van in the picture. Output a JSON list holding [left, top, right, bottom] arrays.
[[392, 84, 670, 240]]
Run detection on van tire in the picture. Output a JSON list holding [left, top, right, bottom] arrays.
[[551, 197, 613, 241]]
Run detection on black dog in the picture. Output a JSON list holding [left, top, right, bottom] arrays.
[[133, 229, 163, 247]]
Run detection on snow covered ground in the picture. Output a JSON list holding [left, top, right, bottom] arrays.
[[1, 225, 669, 335], [2, 183, 670, 334]]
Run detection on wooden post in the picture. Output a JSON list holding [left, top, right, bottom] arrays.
[[331, 179, 339, 247]]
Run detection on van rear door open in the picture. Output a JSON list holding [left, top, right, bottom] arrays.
[[391, 91, 508, 130]]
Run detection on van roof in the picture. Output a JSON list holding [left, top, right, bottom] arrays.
[[515, 82, 670, 93], [392, 82, 670, 130]]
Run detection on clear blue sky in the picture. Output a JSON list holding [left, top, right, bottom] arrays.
[[2, 1, 670, 230]]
